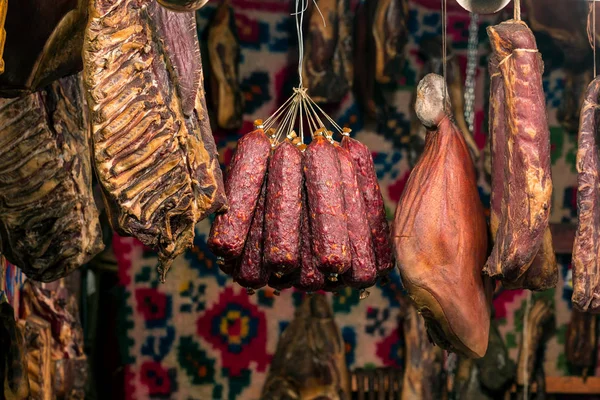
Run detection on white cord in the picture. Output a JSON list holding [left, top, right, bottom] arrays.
[[293, 0, 326, 88]]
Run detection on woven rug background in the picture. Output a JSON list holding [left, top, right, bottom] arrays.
[[0, 1, 589, 399]]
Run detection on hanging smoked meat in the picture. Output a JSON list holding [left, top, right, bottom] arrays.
[[565, 309, 597, 375], [353, 0, 378, 117], [409, 36, 479, 167], [303, 0, 353, 104], [373, 0, 409, 84], [488, 54, 557, 291], [393, 73, 490, 358], [484, 21, 554, 287], [20, 280, 87, 399], [0, 0, 87, 97], [83, 1, 226, 281], [1, 299, 29, 400], [261, 294, 351, 400], [573, 76, 600, 312], [206, 0, 244, 131], [401, 301, 446, 400], [0, 74, 103, 282]]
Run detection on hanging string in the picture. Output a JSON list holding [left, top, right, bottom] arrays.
[[293, 0, 326, 88], [514, 0, 521, 21], [522, 291, 532, 399], [441, 0, 448, 112], [588, 0, 597, 77]]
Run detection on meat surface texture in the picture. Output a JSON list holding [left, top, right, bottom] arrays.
[[208, 129, 271, 259], [393, 73, 490, 358], [572, 76, 600, 312], [484, 20, 553, 284], [0, 74, 103, 282], [304, 134, 351, 278], [83, 0, 226, 281], [341, 135, 394, 276], [488, 56, 557, 291]]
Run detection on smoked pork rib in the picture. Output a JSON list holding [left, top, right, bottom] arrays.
[[83, 0, 225, 281], [488, 57, 557, 291], [0, 74, 103, 282], [393, 74, 490, 358], [484, 21, 553, 283], [572, 76, 600, 312]]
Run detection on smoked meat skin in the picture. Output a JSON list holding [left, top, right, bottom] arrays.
[[484, 20, 553, 283], [264, 140, 303, 274], [572, 76, 600, 312], [208, 129, 271, 259], [235, 180, 269, 290], [304, 135, 351, 277], [83, 0, 225, 281], [488, 56, 557, 291], [336, 144, 377, 289], [341, 135, 394, 276], [393, 115, 489, 359], [0, 74, 103, 282]]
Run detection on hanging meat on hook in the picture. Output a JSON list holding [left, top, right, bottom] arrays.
[[373, 0, 409, 84], [572, 76, 600, 312], [565, 309, 597, 376], [488, 55, 557, 291], [83, 1, 227, 282], [393, 73, 490, 358], [303, 0, 353, 104], [341, 131, 394, 278], [409, 36, 479, 167], [205, 0, 244, 131], [0, 73, 104, 282], [0, 0, 88, 97], [484, 20, 554, 287]]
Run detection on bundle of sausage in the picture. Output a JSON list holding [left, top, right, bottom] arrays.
[[208, 120, 394, 297]]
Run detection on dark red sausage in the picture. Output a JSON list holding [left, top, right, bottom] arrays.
[[235, 180, 269, 291], [341, 134, 394, 275], [264, 139, 304, 274], [208, 129, 271, 258], [293, 187, 325, 292], [268, 272, 295, 295], [336, 144, 377, 289], [304, 134, 351, 279]]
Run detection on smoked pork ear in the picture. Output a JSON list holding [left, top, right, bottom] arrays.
[[484, 20, 553, 285], [393, 73, 490, 359], [572, 76, 600, 312], [83, 0, 226, 281]]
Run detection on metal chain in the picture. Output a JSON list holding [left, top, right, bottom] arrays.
[[464, 12, 479, 133]]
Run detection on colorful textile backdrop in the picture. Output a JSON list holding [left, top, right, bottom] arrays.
[[0, 0, 588, 399]]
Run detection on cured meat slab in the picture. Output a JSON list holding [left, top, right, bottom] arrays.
[[488, 55, 557, 291], [393, 74, 490, 358], [83, 0, 226, 281], [573, 76, 600, 312], [0, 74, 103, 282], [484, 20, 553, 284]]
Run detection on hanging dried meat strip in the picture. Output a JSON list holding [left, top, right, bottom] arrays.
[[304, 132, 351, 279], [235, 181, 269, 293], [208, 128, 270, 259], [488, 57, 557, 291], [0, 299, 29, 399], [373, 0, 409, 84], [484, 20, 553, 284], [0, 74, 103, 282], [353, 0, 378, 117], [206, 0, 244, 131], [393, 74, 490, 358], [336, 143, 377, 292], [303, 0, 353, 103], [264, 139, 303, 275], [573, 76, 600, 312], [84, 0, 226, 281], [341, 133, 394, 277], [565, 309, 597, 374]]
